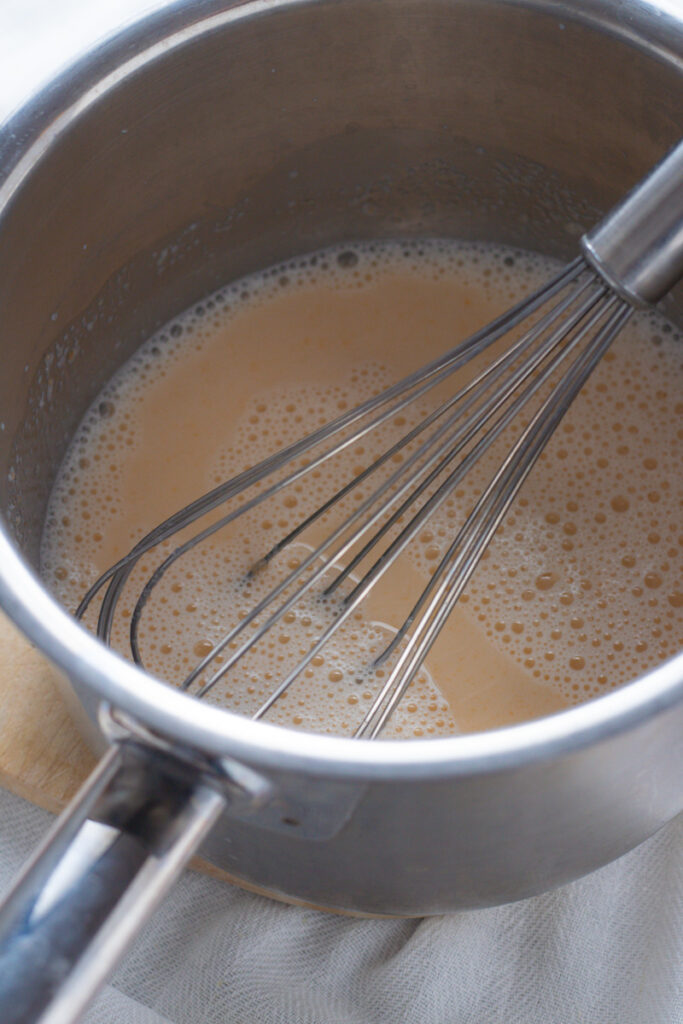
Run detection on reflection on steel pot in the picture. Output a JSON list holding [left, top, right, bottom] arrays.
[[0, 1, 681, 1022]]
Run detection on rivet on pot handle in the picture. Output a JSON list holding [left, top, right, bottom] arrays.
[[0, 717, 271, 1024]]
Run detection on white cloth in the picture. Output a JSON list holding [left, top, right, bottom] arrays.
[[0, 787, 680, 1024]]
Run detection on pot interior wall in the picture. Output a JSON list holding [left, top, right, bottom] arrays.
[[0, 0, 681, 566]]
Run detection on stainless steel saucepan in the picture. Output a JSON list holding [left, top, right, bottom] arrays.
[[0, 1, 681, 1021]]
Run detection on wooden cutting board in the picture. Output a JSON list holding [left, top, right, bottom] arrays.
[[0, 612, 95, 812]]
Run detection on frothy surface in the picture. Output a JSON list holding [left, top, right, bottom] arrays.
[[41, 240, 683, 736]]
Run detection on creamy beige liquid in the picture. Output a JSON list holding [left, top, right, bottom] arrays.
[[41, 240, 683, 737]]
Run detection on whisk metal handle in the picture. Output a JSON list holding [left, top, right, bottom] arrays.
[[0, 741, 227, 1024], [582, 138, 683, 306]]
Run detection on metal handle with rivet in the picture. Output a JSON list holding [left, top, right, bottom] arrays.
[[0, 739, 240, 1024]]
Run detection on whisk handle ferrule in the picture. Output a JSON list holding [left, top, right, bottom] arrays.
[[581, 138, 683, 307]]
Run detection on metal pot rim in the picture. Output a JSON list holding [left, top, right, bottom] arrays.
[[1, 0, 682, 782]]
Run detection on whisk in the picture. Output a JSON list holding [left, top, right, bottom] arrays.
[[77, 141, 683, 739]]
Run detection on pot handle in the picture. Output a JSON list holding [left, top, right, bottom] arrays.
[[0, 739, 231, 1024]]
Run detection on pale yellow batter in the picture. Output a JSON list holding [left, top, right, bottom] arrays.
[[40, 240, 683, 737]]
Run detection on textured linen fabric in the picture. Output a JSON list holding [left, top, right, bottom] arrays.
[[0, 787, 680, 1024]]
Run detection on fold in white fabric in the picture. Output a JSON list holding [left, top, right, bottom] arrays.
[[0, 789, 680, 1024]]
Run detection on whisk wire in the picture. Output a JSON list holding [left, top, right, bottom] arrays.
[[77, 258, 584, 629], [255, 263, 591, 571], [358, 298, 632, 737], [218, 283, 626, 724], [126, 266, 594, 675], [180, 273, 603, 697], [76, 254, 638, 739], [197, 276, 614, 713], [326, 278, 605, 599], [366, 284, 617, 666]]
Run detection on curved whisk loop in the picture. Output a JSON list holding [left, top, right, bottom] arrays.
[[78, 256, 631, 738]]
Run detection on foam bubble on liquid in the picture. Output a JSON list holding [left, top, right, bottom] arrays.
[[41, 239, 683, 734], [411, 313, 683, 700]]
